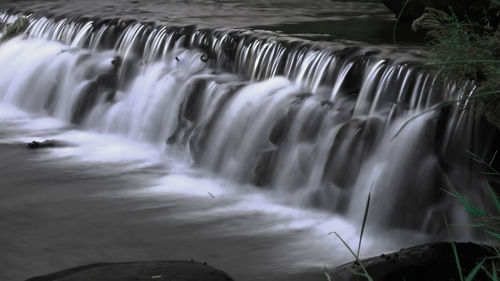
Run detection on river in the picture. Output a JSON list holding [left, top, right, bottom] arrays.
[[0, 1, 496, 281]]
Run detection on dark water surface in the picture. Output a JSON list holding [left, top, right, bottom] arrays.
[[0, 134, 323, 281], [1, 0, 420, 44]]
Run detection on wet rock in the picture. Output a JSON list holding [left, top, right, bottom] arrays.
[[331, 242, 493, 281], [71, 81, 99, 124], [27, 140, 69, 149], [72, 57, 120, 124], [322, 117, 383, 188], [254, 149, 276, 186], [2, 16, 29, 41], [26, 260, 235, 281], [269, 116, 288, 145], [182, 79, 207, 122], [111, 56, 122, 68]]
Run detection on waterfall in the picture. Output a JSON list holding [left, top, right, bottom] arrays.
[[0, 11, 497, 233]]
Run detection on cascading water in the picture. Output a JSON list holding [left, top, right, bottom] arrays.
[[0, 10, 497, 238]]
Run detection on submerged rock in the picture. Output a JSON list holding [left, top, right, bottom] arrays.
[[26, 260, 235, 281], [331, 242, 493, 281], [27, 140, 70, 149]]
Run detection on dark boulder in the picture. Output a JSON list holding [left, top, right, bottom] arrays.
[[26, 260, 235, 281], [331, 242, 494, 281], [27, 140, 70, 149]]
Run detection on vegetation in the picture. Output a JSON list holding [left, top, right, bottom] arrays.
[[445, 151, 500, 244], [328, 158, 500, 281], [331, 3, 500, 281], [411, 4, 500, 129], [445, 151, 500, 281], [326, 192, 373, 281]]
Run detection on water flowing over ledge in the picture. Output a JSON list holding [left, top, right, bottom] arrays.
[[0, 10, 497, 234]]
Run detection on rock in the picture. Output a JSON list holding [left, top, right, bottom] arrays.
[[331, 242, 493, 281], [1, 16, 29, 42], [27, 140, 69, 149], [411, 7, 451, 39], [254, 149, 276, 186], [382, 0, 500, 29], [26, 260, 235, 281]]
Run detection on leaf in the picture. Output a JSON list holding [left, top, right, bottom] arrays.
[[489, 151, 498, 167], [333, 192, 375, 281], [452, 189, 487, 217], [488, 184, 500, 215], [334, 232, 358, 260], [485, 230, 500, 241], [357, 191, 371, 258], [447, 223, 484, 228], [393, 0, 410, 43], [465, 260, 485, 281], [392, 107, 436, 140], [493, 261, 498, 281], [445, 216, 465, 281]]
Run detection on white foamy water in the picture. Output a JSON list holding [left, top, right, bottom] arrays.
[[0, 103, 423, 281]]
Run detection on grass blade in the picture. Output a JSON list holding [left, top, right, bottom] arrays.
[[489, 151, 498, 167], [357, 191, 371, 258], [393, 0, 409, 43], [334, 231, 374, 281], [392, 107, 436, 140], [488, 183, 500, 214], [392, 90, 500, 140], [445, 216, 465, 281], [485, 230, 500, 241], [334, 232, 358, 260], [451, 188, 487, 217], [465, 260, 485, 281]]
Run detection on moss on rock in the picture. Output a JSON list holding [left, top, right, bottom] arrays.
[[2, 17, 29, 42]]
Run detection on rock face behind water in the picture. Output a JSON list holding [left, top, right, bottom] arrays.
[[25, 261, 235, 281], [382, 0, 500, 28], [332, 242, 494, 281]]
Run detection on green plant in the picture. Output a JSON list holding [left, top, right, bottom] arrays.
[[392, 0, 410, 43], [327, 191, 373, 281], [409, 4, 500, 130], [413, 7, 497, 82], [392, 4, 500, 139], [443, 151, 500, 281], [444, 151, 500, 243]]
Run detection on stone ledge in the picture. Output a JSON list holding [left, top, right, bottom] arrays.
[[26, 260, 235, 281]]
